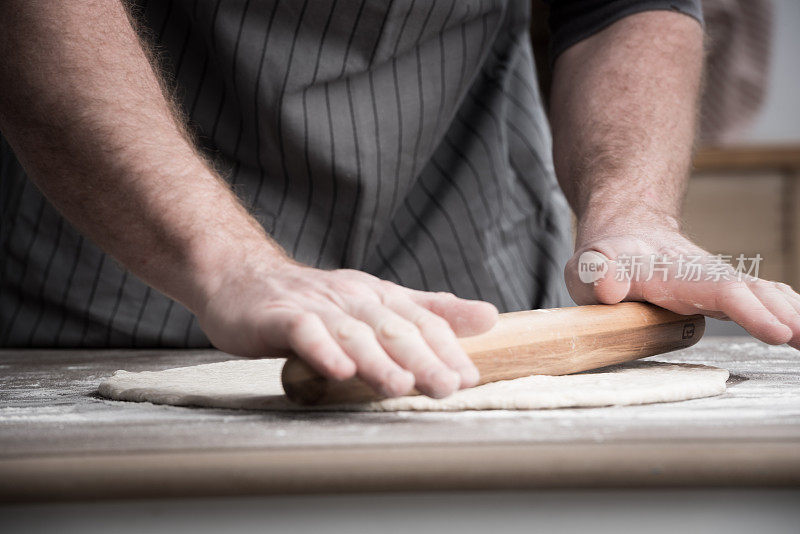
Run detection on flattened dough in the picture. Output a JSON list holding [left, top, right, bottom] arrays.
[[98, 359, 729, 411]]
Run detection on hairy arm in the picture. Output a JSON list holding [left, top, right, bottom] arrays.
[[0, 0, 281, 312], [0, 0, 497, 395], [551, 10, 699, 238], [551, 10, 800, 349]]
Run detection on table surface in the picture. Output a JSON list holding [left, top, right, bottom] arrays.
[[1, 337, 799, 500]]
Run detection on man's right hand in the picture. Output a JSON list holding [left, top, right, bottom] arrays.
[[196, 259, 499, 399], [0, 0, 497, 399]]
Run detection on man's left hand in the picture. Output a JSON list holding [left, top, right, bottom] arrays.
[[565, 219, 800, 350]]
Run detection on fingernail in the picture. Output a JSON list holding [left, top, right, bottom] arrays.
[[380, 320, 415, 339]]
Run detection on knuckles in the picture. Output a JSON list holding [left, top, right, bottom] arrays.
[[285, 312, 320, 338], [377, 318, 417, 339], [334, 320, 372, 341]]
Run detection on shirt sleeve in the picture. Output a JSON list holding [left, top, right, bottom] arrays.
[[545, 0, 704, 62]]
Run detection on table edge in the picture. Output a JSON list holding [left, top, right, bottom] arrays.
[[2, 439, 798, 502]]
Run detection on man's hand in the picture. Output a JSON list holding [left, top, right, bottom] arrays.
[[565, 217, 800, 349], [198, 259, 497, 398], [0, 1, 498, 398], [550, 8, 800, 350], [545, 10, 797, 348]]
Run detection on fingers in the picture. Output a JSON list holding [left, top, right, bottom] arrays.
[[754, 281, 800, 349], [257, 305, 415, 397], [383, 296, 480, 388], [639, 274, 796, 346], [776, 283, 800, 319], [564, 237, 800, 348], [258, 308, 357, 381], [659, 274, 792, 344], [713, 280, 793, 345], [405, 289, 498, 337], [558, 225, 800, 351], [257, 277, 495, 398], [354, 279, 488, 391], [348, 301, 463, 397], [318, 310, 416, 397]]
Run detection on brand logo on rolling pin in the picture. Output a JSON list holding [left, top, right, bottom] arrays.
[[682, 323, 695, 339]]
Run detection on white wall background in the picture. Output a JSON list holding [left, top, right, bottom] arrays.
[[743, 0, 800, 142]]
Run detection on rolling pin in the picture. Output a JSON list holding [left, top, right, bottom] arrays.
[[281, 302, 705, 406]]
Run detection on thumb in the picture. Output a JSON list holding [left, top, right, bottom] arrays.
[[565, 248, 631, 305]]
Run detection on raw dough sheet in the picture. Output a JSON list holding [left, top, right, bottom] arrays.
[[98, 359, 730, 411]]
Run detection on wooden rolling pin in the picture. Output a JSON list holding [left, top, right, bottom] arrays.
[[281, 302, 705, 406]]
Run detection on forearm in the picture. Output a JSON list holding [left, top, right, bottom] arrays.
[[549, 10, 704, 240], [0, 0, 287, 312]]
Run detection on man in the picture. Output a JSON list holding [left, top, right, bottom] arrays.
[[1, 0, 798, 399]]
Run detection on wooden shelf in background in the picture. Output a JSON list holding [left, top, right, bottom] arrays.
[[694, 144, 800, 172], [687, 143, 800, 289]]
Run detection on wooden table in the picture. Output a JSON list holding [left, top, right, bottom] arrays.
[[1, 337, 799, 501]]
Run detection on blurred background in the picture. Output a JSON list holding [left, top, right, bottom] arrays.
[[685, 0, 800, 334], [533, 0, 800, 335]]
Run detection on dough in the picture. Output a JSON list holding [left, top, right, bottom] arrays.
[[98, 359, 729, 411]]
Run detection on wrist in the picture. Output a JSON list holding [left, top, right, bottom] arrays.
[[163, 177, 296, 313], [184, 229, 295, 315], [576, 200, 681, 246]]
